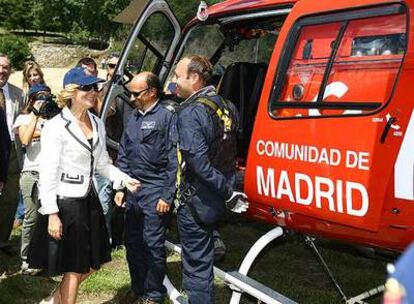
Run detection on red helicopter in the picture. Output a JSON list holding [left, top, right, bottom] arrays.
[[102, 0, 414, 302]]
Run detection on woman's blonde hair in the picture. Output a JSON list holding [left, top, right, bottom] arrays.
[[57, 84, 78, 108], [22, 61, 45, 92]]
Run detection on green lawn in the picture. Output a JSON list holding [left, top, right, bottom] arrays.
[[0, 215, 389, 304]]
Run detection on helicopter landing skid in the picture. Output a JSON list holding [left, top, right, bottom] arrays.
[[304, 236, 385, 304], [163, 227, 297, 304]]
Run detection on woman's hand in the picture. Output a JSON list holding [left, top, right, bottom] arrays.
[[33, 100, 43, 111], [18, 108, 43, 145], [124, 178, 141, 193], [48, 213, 63, 241]]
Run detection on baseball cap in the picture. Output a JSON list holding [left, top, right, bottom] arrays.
[[63, 67, 103, 88], [28, 83, 51, 97]]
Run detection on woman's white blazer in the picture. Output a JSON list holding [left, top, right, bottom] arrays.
[[38, 106, 128, 215]]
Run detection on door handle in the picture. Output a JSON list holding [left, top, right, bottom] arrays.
[[380, 116, 396, 144]]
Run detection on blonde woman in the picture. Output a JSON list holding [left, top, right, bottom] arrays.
[[22, 61, 45, 97], [28, 67, 140, 304]]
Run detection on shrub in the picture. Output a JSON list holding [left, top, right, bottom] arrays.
[[68, 22, 90, 45], [0, 34, 31, 69]]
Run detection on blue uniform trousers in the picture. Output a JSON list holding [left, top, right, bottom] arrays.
[[177, 203, 215, 304], [125, 200, 168, 301]]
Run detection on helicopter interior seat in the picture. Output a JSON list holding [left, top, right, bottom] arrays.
[[217, 62, 268, 163]]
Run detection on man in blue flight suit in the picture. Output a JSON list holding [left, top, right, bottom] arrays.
[[115, 72, 177, 304], [174, 55, 249, 304]]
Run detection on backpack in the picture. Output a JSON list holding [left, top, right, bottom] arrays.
[[197, 95, 238, 174]]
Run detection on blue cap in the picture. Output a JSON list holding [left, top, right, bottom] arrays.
[[167, 82, 177, 94], [63, 67, 103, 88], [28, 83, 51, 97]]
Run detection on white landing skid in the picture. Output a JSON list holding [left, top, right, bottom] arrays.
[[163, 227, 297, 304]]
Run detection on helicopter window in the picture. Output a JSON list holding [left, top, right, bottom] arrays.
[[165, 16, 284, 164], [271, 8, 407, 118], [124, 12, 175, 75], [180, 24, 225, 60], [351, 34, 406, 57], [272, 22, 342, 118], [167, 17, 283, 90], [104, 12, 176, 145]]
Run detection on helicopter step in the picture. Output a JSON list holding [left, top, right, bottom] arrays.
[[164, 227, 297, 304], [225, 271, 297, 304]]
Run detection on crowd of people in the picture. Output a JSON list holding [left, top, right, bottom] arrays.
[[0, 52, 249, 304]]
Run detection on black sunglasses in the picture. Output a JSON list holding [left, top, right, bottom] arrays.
[[107, 63, 116, 69], [78, 84, 99, 92], [130, 88, 149, 98]]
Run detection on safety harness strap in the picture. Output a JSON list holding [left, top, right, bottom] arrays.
[[197, 97, 232, 133], [174, 143, 184, 209], [174, 95, 234, 225]]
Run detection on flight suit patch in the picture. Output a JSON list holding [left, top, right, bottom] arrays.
[[141, 121, 156, 130]]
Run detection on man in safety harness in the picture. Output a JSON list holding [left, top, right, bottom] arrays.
[[174, 55, 249, 304]]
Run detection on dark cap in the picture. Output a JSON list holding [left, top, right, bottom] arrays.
[[63, 67, 103, 88], [28, 83, 51, 97]]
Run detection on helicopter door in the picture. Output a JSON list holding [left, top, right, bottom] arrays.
[[245, 1, 407, 232], [102, 0, 181, 153]]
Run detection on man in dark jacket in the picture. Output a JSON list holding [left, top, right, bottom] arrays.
[[115, 72, 177, 304], [174, 55, 248, 304], [0, 107, 11, 194], [0, 54, 25, 249]]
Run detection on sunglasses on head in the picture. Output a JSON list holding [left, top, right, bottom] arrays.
[[107, 63, 116, 69], [78, 84, 99, 92], [130, 88, 149, 98]]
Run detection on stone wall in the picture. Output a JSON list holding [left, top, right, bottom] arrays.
[[30, 42, 107, 68]]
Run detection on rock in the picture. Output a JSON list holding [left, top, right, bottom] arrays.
[[30, 42, 108, 68]]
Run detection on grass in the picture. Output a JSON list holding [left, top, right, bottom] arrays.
[[0, 214, 389, 304]]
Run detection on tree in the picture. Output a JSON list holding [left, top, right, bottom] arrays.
[[76, 0, 130, 40], [0, 35, 31, 69], [1, 0, 36, 31], [31, 0, 67, 33], [0, 0, 225, 45]]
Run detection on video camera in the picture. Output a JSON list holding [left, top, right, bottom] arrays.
[[31, 94, 61, 119]]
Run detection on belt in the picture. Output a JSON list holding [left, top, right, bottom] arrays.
[[22, 170, 39, 175]]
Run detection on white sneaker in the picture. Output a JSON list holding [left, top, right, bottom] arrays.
[[21, 261, 41, 275], [21, 261, 29, 270]]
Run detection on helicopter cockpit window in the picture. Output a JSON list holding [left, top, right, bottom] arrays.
[[125, 13, 174, 76], [166, 17, 283, 91], [166, 15, 284, 164], [271, 7, 407, 119]]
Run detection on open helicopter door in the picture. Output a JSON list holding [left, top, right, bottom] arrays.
[[101, 0, 181, 153], [245, 0, 408, 242]]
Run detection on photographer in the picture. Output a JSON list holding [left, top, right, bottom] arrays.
[[12, 83, 55, 274]]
